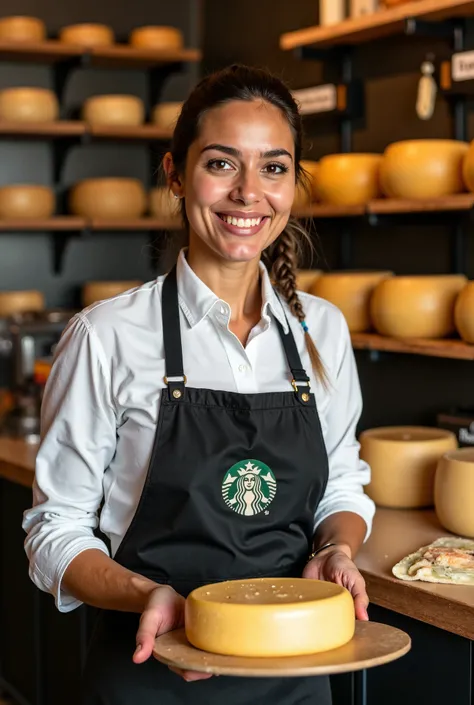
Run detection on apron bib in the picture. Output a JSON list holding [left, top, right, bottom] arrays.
[[81, 266, 332, 704]]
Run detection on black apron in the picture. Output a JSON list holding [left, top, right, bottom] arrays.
[[81, 266, 332, 704]]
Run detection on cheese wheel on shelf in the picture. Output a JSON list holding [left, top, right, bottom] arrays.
[[151, 102, 183, 130], [0, 185, 55, 219], [0, 88, 59, 122], [293, 160, 320, 211], [296, 269, 322, 293], [82, 95, 145, 126], [0, 16, 46, 42], [360, 426, 458, 508], [129, 26, 183, 50], [59, 23, 114, 47], [461, 141, 474, 193], [310, 271, 393, 333], [370, 275, 467, 339], [149, 187, 181, 221], [316, 153, 382, 206], [380, 140, 469, 200], [69, 178, 146, 219], [185, 578, 355, 658], [82, 281, 143, 307], [454, 281, 474, 343], [435, 449, 474, 538], [0, 290, 45, 317]]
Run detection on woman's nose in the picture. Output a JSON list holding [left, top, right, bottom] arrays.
[[229, 169, 263, 205]]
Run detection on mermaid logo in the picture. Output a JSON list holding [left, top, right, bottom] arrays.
[[222, 460, 277, 516]]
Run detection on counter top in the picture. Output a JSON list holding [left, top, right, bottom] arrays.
[[0, 436, 473, 639]]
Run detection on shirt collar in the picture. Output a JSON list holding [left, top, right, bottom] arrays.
[[175, 248, 289, 333]]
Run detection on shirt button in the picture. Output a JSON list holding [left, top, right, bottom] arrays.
[[238, 364, 247, 373], [220, 305, 228, 315]]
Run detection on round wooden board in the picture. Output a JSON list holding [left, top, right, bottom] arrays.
[[153, 621, 411, 677]]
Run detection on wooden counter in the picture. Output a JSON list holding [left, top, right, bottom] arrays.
[[0, 437, 473, 641]]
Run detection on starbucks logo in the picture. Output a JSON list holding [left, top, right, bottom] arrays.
[[222, 460, 277, 516]]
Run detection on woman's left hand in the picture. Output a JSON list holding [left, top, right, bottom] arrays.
[[302, 545, 369, 621]]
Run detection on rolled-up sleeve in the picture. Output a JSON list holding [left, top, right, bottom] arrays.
[[314, 313, 375, 540], [22, 313, 117, 612]]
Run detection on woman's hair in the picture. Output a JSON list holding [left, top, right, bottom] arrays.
[[169, 63, 328, 388]]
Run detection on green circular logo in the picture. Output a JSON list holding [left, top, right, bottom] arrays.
[[222, 459, 277, 516]]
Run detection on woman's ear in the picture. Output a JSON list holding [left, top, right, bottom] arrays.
[[163, 152, 185, 199]]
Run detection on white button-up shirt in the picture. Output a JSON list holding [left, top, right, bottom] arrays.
[[23, 249, 375, 612]]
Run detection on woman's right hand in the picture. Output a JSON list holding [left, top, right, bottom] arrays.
[[133, 584, 213, 682]]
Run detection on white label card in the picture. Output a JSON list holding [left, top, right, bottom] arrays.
[[292, 84, 338, 115], [452, 51, 474, 82]]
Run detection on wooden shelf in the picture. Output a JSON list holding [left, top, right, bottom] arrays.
[[0, 216, 181, 231], [351, 332, 474, 360], [368, 193, 474, 214], [293, 203, 366, 218], [0, 39, 83, 63], [0, 120, 173, 141], [87, 124, 172, 140], [280, 0, 474, 50], [90, 217, 181, 230]]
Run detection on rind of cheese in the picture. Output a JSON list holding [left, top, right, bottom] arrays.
[[455, 281, 474, 344], [69, 178, 146, 219], [435, 448, 474, 538], [0, 16, 46, 42], [316, 153, 382, 206], [0, 290, 45, 316], [151, 102, 183, 130], [393, 537, 474, 585], [0, 88, 59, 123], [129, 26, 183, 50], [0, 185, 55, 219], [185, 578, 355, 658], [82, 281, 143, 307], [59, 23, 114, 47], [82, 95, 145, 127]]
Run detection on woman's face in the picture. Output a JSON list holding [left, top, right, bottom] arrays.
[[178, 99, 296, 263], [244, 474, 255, 490]]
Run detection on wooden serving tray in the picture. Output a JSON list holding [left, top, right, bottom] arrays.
[[153, 622, 410, 677]]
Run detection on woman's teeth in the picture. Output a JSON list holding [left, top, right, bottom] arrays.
[[221, 215, 263, 227]]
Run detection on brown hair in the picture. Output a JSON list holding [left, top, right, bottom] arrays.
[[169, 64, 328, 388]]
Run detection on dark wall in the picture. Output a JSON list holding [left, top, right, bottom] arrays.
[[202, 1, 474, 430]]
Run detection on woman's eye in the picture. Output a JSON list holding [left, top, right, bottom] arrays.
[[207, 159, 233, 171], [264, 163, 289, 175]]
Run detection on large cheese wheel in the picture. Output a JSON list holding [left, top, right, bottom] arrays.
[[310, 271, 393, 333], [360, 426, 458, 508], [59, 23, 114, 47], [0, 290, 45, 316], [69, 178, 146, 219], [82, 95, 145, 126], [461, 141, 474, 193], [371, 275, 467, 339], [435, 449, 474, 538], [0, 88, 59, 122], [296, 269, 322, 293], [0, 16, 46, 42], [149, 187, 181, 221], [129, 26, 183, 50], [151, 102, 183, 130], [0, 185, 55, 219], [454, 281, 474, 343], [381, 140, 469, 200], [293, 160, 320, 210], [82, 280, 143, 307], [185, 578, 355, 657], [316, 153, 382, 206]]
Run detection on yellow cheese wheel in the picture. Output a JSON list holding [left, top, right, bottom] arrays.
[[454, 281, 474, 343], [82, 280, 143, 307], [185, 578, 355, 657], [0, 88, 59, 123], [69, 178, 146, 219], [149, 187, 181, 221], [371, 275, 467, 339], [316, 154, 382, 206], [435, 449, 474, 538], [82, 95, 145, 126], [461, 141, 474, 193], [0, 16, 46, 42], [151, 102, 183, 130], [0, 290, 45, 316], [129, 26, 183, 50], [310, 271, 393, 333], [381, 140, 469, 200], [360, 426, 458, 508], [296, 269, 322, 293], [59, 23, 114, 47], [0, 185, 55, 219], [293, 160, 320, 210]]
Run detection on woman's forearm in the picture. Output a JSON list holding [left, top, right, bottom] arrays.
[[313, 511, 367, 560], [62, 549, 159, 612]]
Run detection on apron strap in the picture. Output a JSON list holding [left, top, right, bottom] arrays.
[[274, 316, 312, 404]]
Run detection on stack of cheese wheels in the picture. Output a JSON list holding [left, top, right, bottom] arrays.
[[371, 274, 467, 338], [296, 269, 322, 293], [151, 102, 183, 131], [0, 290, 45, 317], [59, 23, 114, 47], [380, 140, 469, 199], [435, 449, 474, 538], [129, 26, 183, 50], [82, 281, 143, 307], [0, 185, 55, 219], [149, 186, 181, 221], [82, 95, 145, 127], [0, 16, 46, 42], [69, 178, 146, 219], [454, 281, 474, 343], [316, 153, 382, 206], [360, 426, 458, 508], [0, 88, 59, 122], [292, 160, 319, 211], [310, 271, 393, 333], [185, 577, 355, 657]]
